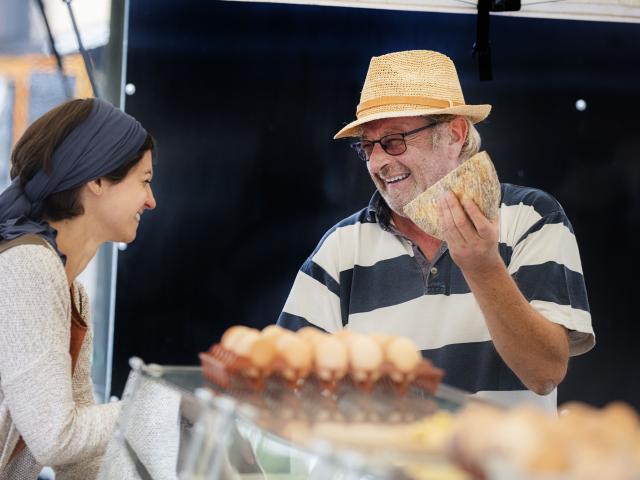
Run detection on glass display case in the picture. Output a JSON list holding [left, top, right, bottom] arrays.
[[98, 357, 478, 480]]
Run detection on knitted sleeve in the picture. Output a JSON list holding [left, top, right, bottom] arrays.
[[0, 245, 120, 466], [70, 282, 99, 408]]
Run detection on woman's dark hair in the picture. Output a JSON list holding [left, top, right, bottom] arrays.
[[101, 133, 155, 184], [10, 98, 155, 221]]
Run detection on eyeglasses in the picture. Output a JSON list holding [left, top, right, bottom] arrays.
[[350, 123, 438, 162]]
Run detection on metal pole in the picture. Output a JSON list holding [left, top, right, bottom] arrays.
[[62, 0, 100, 97], [35, 0, 72, 98]]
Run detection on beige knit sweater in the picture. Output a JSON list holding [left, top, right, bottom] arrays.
[[0, 243, 120, 479]]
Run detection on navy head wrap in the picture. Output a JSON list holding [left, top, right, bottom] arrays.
[[0, 98, 148, 262]]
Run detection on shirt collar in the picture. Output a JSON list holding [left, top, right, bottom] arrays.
[[366, 191, 394, 232], [366, 191, 449, 263]]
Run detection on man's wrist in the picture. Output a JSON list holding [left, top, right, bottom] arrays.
[[459, 250, 506, 282]]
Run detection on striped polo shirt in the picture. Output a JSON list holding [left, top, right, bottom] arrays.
[[277, 183, 595, 412]]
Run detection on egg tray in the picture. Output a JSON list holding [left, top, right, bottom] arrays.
[[199, 343, 444, 396], [200, 345, 444, 425]]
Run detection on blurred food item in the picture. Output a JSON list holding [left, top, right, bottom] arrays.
[[220, 325, 252, 350], [449, 401, 640, 480], [401, 462, 469, 480], [408, 411, 457, 451], [386, 337, 422, 381], [314, 335, 348, 381], [348, 334, 384, 382], [274, 333, 313, 380], [232, 329, 260, 356], [370, 332, 393, 349], [297, 326, 327, 345], [261, 324, 287, 342], [206, 327, 640, 480]]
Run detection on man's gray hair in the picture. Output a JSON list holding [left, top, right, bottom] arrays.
[[424, 114, 482, 162]]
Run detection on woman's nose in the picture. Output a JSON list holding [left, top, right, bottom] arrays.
[[145, 188, 157, 210]]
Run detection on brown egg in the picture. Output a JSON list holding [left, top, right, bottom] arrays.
[[276, 334, 313, 379], [247, 338, 276, 368], [370, 333, 394, 350], [261, 324, 286, 342], [233, 329, 261, 357], [314, 336, 348, 380], [334, 329, 355, 343], [348, 335, 383, 381], [273, 329, 298, 351], [385, 337, 421, 373], [297, 326, 327, 345], [221, 326, 253, 350]]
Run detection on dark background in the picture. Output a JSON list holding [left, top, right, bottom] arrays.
[[112, 0, 640, 408]]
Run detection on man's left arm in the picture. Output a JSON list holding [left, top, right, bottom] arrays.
[[439, 191, 573, 395]]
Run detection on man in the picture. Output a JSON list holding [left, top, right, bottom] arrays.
[[277, 50, 594, 412]]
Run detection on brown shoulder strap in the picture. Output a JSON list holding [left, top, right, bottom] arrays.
[[0, 234, 49, 255]]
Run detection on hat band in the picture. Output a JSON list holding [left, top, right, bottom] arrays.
[[356, 95, 464, 117]]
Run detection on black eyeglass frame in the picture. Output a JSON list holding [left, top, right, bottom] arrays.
[[350, 122, 439, 162]]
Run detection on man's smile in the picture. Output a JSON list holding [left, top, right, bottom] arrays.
[[382, 172, 411, 185]]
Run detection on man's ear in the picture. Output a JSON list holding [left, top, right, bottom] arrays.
[[448, 117, 469, 146], [86, 178, 103, 196]]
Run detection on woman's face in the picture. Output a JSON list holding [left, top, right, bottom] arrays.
[[96, 150, 156, 243]]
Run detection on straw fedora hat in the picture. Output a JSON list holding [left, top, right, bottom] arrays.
[[334, 50, 491, 139]]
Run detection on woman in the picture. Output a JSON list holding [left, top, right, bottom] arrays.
[[0, 98, 157, 479]]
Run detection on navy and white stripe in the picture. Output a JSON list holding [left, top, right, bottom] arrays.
[[278, 184, 594, 412]]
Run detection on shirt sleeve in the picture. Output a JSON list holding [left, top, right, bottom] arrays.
[[506, 203, 595, 356], [0, 245, 120, 466]]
